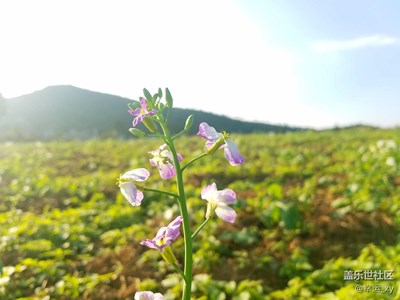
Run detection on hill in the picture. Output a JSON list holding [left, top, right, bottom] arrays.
[[0, 85, 306, 141]]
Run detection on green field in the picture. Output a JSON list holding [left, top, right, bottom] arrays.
[[1, 128, 399, 299]]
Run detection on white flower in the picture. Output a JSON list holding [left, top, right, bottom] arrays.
[[134, 291, 163, 300], [118, 168, 150, 206], [201, 183, 237, 223]]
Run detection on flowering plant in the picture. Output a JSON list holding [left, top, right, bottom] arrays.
[[118, 88, 244, 299]]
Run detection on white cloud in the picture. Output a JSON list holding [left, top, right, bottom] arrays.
[[312, 35, 399, 53]]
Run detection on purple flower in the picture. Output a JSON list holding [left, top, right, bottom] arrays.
[[149, 144, 183, 180], [140, 216, 183, 252], [134, 291, 163, 300], [118, 168, 150, 206], [201, 183, 236, 223], [197, 122, 244, 166], [128, 98, 157, 127]]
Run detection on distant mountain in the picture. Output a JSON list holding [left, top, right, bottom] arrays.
[[0, 85, 306, 141]]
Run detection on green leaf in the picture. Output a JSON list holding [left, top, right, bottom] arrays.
[[165, 88, 173, 108], [282, 203, 301, 230], [158, 87, 163, 99], [143, 88, 153, 102]]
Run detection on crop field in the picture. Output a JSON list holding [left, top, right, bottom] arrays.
[[0, 128, 399, 299]]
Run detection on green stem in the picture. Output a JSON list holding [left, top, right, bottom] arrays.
[[191, 218, 210, 240], [165, 107, 171, 125], [143, 188, 179, 198], [172, 262, 188, 284], [181, 152, 207, 172], [157, 117, 193, 300], [172, 130, 185, 140]]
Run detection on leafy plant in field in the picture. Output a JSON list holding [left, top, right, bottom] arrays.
[[0, 121, 399, 299], [118, 88, 244, 299]]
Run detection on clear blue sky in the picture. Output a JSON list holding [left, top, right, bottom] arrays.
[[1, 0, 399, 129], [238, 0, 400, 128]]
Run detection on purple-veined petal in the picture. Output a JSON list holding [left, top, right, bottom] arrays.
[[119, 182, 143, 206], [158, 163, 176, 180], [128, 108, 141, 116], [121, 168, 150, 182], [161, 216, 183, 242], [149, 145, 181, 180], [130, 98, 157, 127], [139, 98, 157, 116], [154, 226, 168, 240], [133, 115, 144, 126], [140, 216, 183, 252], [201, 183, 218, 200], [217, 188, 236, 205], [177, 153, 183, 162], [168, 216, 183, 233], [197, 122, 222, 142], [140, 239, 164, 251], [215, 205, 236, 223], [224, 140, 244, 166], [201, 183, 237, 223], [140, 98, 148, 111]]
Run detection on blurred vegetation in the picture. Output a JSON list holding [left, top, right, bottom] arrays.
[[0, 127, 399, 299]]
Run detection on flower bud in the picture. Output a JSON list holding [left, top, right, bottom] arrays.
[[184, 115, 194, 132], [206, 134, 227, 154], [165, 88, 173, 108], [143, 117, 158, 133], [129, 128, 146, 137]]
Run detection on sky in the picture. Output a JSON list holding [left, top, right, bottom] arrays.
[[0, 0, 399, 129]]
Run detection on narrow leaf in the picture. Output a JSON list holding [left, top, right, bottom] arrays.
[[143, 88, 153, 102], [165, 88, 173, 108]]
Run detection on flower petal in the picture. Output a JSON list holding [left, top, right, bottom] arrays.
[[197, 122, 222, 142], [215, 205, 236, 223], [133, 115, 144, 126], [154, 226, 168, 240], [140, 98, 148, 111], [169, 215, 183, 229], [135, 291, 164, 300], [153, 293, 164, 300], [224, 140, 245, 166], [160, 149, 173, 161], [166, 216, 183, 240], [121, 168, 150, 182], [128, 108, 141, 116], [177, 153, 183, 162], [142, 216, 183, 252], [201, 183, 218, 200], [140, 239, 163, 251], [149, 158, 157, 167], [149, 145, 181, 180], [217, 188, 236, 205], [158, 163, 176, 180], [119, 182, 143, 206]]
